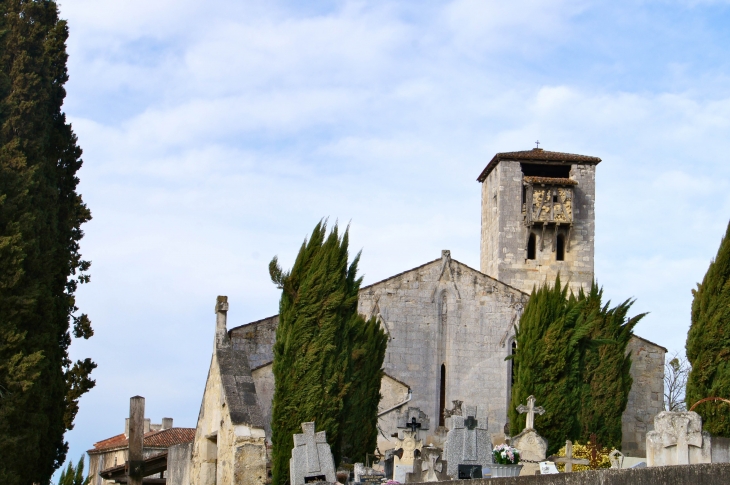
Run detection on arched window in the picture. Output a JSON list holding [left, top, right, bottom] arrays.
[[556, 233, 565, 261], [527, 233, 536, 260], [439, 363, 446, 427]]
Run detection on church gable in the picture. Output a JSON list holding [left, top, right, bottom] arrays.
[[357, 250, 527, 437]]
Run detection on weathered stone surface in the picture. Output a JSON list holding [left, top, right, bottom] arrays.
[[646, 411, 711, 467], [510, 428, 547, 477], [622, 336, 666, 457], [189, 297, 268, 485], [290, 422, 336, 485], [406, 462, 730, 485], [397, 407, 431, 431], [407, 446, 449, 483], [394, 430, 423, 466], [444, 406, 492, 479]]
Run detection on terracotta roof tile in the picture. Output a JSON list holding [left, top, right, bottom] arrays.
[[89, 428, 195, 453], [477, 148, 601, 182]]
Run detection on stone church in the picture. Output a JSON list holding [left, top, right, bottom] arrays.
[[186, 148, 666, 484]]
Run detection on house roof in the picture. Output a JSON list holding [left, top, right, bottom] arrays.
[[88, 427, 195, 454], [477, 148, 602, 182]]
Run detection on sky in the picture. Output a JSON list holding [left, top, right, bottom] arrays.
[[56, 0, 730, 474]]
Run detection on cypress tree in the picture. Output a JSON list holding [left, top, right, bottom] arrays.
[[577, 284, 644, 449], [686, 220, 730, 436], [269, 221, 385, 485], [339, 314, 387, 464], [509, 277, 596, 455], [0, 2, 94, 484]]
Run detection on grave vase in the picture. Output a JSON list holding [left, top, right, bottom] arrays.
[[489, 464, 523, 478]]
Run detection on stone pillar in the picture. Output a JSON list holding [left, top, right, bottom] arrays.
[[128, 396, 145, 485]]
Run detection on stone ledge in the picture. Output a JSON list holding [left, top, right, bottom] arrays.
[[407, 463, 730, 485]]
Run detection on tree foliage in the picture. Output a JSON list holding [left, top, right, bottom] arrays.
[[269, 221, 386, 485], [686, 221, 730, 436], [664, 352, 690, 412], [577, 284, 644, 449], [0, 2, 94, 483], [58, 456, 90, 485], [510, 278, 643, 453]]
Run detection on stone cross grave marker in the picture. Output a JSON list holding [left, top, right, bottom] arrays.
[[393, 430, 422, 466], [516, 395, 545, 431], [406, 417, 422, 433], [290, 422, 336, 485], [646, 411, 711, 466], [609, 449, 624, 469], [397, 407, 430, 432], [553, 440, 589, 473], [444, 405, 491, 479]]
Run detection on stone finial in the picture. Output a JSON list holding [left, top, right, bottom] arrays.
[[441, 250, 451, 260], [215, 295, 229, 313], [215, 295, 229, 347]]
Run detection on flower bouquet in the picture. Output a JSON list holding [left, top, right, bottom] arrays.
[[493, 444, 520, 464], [491, 444, 523, 477]]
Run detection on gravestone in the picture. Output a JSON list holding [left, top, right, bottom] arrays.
[[511, 396, 548, 476], [609, 450, 624, 469], [397, 407, 430, 434], [646, 411, 711, 467], [393, 430, 423, 466], [443, 405, 492, 479], [290, 422, 336, 485], [553, 440, 589, 472], [405, 446, 448, 483], [354, 463, 384, 484]]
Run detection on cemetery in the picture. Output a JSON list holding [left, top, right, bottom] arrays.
[[89, 149, 730, 485]]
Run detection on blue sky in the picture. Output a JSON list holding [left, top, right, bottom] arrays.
[[57, 0, 730, 474]]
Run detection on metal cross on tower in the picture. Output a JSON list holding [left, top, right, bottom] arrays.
[[535, 140, 540, 148]]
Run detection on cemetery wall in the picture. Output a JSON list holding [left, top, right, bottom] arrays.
[[358, 252, 528, 440], [622, 336, 666, 457], [409, 463, 730, 485], [479, 160, 595, 296]]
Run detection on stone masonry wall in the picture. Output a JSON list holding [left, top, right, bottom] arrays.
[[480, 160, 595, 296], [358, 252, 528, 440], [230, 316, 278, 370], [621, 336, 666, 457]]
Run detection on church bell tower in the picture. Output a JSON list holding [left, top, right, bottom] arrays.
[[477, 148, 601, 295]]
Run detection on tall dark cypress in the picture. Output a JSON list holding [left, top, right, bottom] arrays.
[[268, 222, 357, 485], [509, 277, 596, 455], [577, 284, 644, 449], [339, 314, 387, 464], [686, 221, 730, 436], [0, 2, 94, 484]]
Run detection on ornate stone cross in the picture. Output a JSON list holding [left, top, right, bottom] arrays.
[[394, 430, 423, 466], [553, 440, 589, 472], [659, 413, 703, 465], [516, 395, 545, 431]]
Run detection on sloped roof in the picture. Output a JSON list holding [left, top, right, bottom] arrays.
[[477, 148, 602, 182], [217, 340, 267, 428], [88, 427, 195, 454]]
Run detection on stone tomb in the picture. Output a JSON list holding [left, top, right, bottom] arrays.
[[510, 396, 548, 477], [290, 422, 336, 485], [646, 411, 711, 467], [443, 405, 491, 479]]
